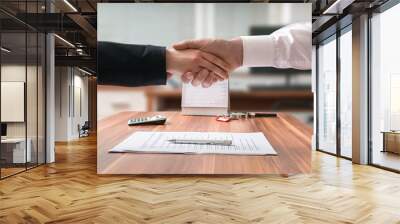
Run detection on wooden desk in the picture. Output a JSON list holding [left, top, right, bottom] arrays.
[[382, 131, 400, 154], [97, 111, 311, 175], [145, 88, 313, 112], [1, 138, 32, 166]]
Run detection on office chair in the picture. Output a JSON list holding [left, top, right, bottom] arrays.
[[79, 121, 90, 138]]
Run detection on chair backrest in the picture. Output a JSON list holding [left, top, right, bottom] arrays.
[[82, 121, 90, 129]]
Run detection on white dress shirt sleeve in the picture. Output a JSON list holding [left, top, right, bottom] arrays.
[[241, 22, 312, 70]]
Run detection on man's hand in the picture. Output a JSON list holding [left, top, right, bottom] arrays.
[[173, 38, 243, 85], [165, 48, 230, 82]]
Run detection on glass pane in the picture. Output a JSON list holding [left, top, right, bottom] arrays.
[[38, 33, 45, 165], [339, 29, 352, 158], [1, 31, 27, 177], [371, 4, 400, 171], [27, 31, 38, 169], [317, 37, 337, 154]]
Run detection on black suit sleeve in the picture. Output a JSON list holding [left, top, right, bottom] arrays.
[[97, 41, 167, 87]]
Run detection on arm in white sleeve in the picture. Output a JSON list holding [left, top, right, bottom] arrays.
[[241, 22, 311, 70]]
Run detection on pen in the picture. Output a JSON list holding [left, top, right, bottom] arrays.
[[168, 139, 232, 146]]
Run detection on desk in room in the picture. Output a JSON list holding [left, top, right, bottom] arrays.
[[1, 138, 31, 166], [381, 131, 400, 154], [97, 111, 311, 175]]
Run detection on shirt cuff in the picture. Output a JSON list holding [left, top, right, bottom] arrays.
[[241, 35, 275, 67]]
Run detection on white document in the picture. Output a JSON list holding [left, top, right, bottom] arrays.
[[181, 80, 229, 116], [109, 131, 277, 155]]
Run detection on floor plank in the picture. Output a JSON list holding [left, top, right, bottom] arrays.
[[1, 135, 400, 224]]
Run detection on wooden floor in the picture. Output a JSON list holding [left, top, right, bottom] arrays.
[[1, 167, 26, 178], [1, 135, 400, 224]]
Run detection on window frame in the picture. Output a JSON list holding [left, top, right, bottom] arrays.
[[315, 18, 353, 160], [367, 0, 400, 173], [0, 0, 47, 180]]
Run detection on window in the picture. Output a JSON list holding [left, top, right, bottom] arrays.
[[339, 27, 352, 158], [1, 31, 28, 177], [370, 3, 400, 171], [317, 36, 337, 154], [0, 2, 46, 179]]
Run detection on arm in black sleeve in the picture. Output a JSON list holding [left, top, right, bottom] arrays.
[[97, 41, 167, 87]]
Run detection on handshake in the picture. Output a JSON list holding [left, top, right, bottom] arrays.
[[166, 38, 243, 88], [98, 23, 310, 88]]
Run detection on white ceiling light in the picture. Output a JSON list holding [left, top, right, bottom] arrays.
[[1, 47, 11, 53], [78, 67, 92, 76], [323, 0, 355, 15], [63, 0, 78, 12], [54, 34, 75, 48]]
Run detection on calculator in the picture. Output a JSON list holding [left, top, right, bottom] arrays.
[[128, 115, 167, 126]]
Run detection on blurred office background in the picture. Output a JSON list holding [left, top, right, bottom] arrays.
[[97, 3, 313, 125]]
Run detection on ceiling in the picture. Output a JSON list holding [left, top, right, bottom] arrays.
[[310, 0, 392, 44]]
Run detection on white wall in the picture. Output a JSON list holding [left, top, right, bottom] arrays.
[[55, 67, 69, 141], [1, 63, 46, 164], [1, 65, 35, 138], [54, 67, 89, 141], [1, 65, 26, 126], [1, 65, 26, 141], [72, 74, 89, 138], [1, 82, 25, 122]]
